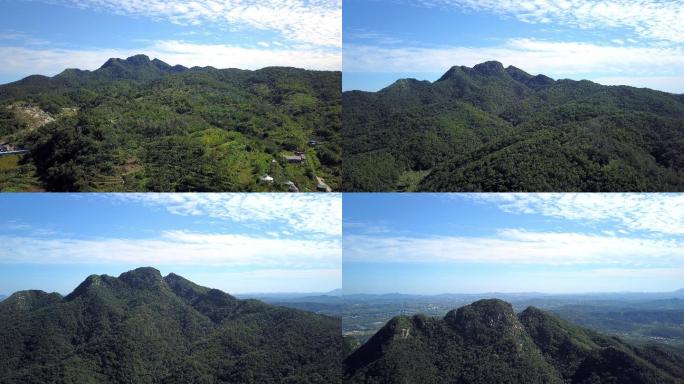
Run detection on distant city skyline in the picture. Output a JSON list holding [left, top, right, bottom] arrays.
[[344, 0, 684, 93], [343, 193, 684, 294], [0, 194, 342, 295], [0, 0, 341, 84]]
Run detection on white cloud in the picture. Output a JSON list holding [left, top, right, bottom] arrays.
[[0, 230, 341, 267], [61, 0, 341, 47], [587, 267, 684, 278], [421, 0, 684, 43], [344, 229, 684, 266], [114, 193, 342, 237], [344, 39, 684, 92], [466, 193, 684, 236], [0, 39, 340, 81], [186, 268, 341, 293]]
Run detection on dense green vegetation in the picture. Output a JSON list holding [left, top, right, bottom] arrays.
[[0, 55, 340, 192], [0, 268, 342, 383], [343, 61, 684, 191], [340, 292, 684, 357], [0, 154, 41, 191], [344, 299, 684, 383], [551, 304, 684, 352]]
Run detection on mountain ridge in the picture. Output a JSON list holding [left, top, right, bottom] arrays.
[[382, 61, 679, 95], [343, 61, 684, 192], [3, 54, 336, 87], [0, 267, 342, 383], [344, 299, 684, 383]]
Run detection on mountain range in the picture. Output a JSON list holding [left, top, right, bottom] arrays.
[[0, 267, 341, 383], [0, 54, 341, 192], [344, 299, 684, 383], [343, 61, 684, 192]]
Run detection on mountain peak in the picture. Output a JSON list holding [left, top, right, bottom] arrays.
[[164, 272, 209, 301], [125, 54, 152, 65], [98, 54, 171, 72], [505, 65, 533, 81], [444, 299, 519, 336], [1, 290, 62, 311], [436, 65, 467, 82], [473, 61, 506, 76], [381, 77, 430, 92], [118, 267, 164, 289], [437, 61, 507, 82], [100, 57, 124, 69]]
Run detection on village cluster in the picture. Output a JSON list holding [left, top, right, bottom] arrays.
[[258, 139, 332, 192]]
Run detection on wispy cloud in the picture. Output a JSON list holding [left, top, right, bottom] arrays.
[[344, 229, 684, 266], [586, 267, 684, 278], [344, 38, 684, 92], [346, 28, 405, 45], [418, 0, 684, 43], [466, 193, 684, 236], [0, 39, 340, 81], [0, 230, 341, 268], [59, 0, 341, 47], [182, 267, 341, 293], [0, 30, 49, 45], [114, 193, 342, 237]]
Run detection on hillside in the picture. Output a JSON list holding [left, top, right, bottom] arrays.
[[0, 267, 342, 383], [342, 62, 684, 191], [344, 299, 684, 383], [0, 55, 341, 192]]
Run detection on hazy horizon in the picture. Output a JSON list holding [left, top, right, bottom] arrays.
[[0, 194, 342, 295], [344, 194, 684, 295], [341, 288, 684, 296]]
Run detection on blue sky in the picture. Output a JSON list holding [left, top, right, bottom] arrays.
[[0, 194, 341, 296], [0, 0, 341, 84], [343, 193, 684, 294], [343, 0, 684, 92]]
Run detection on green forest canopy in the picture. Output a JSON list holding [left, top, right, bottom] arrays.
[[0, 54, 341, 192], [343, 61, 684, 192]]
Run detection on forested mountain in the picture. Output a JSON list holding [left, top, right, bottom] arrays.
[[0, 55, 341, 192], [344, 299, 684, 383], [0, 267, 342, 383], [343, 62, 684, 191]]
